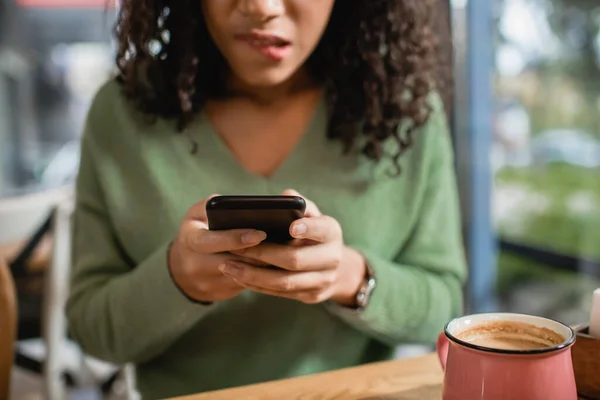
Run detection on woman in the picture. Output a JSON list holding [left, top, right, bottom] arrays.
[[67, 0, 467, 398]]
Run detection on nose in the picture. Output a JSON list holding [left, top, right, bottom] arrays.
[[237, 0, 285, 21]]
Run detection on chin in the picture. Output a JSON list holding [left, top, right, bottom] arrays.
[[234, 67, 302, 90]]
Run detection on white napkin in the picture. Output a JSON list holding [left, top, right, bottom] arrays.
[[590, 288, 600, 338]]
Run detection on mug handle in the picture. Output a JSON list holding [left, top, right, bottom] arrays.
[[436, 332, 449, 371]]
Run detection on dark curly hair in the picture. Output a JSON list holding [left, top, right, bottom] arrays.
[[114, 0, 442, 170]]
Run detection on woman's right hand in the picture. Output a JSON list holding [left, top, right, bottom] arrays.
[[168, 195, 268, 303]]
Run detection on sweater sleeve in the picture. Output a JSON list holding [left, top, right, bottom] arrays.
[[326, 95, 468, 346], [66, 126, 213, 365]]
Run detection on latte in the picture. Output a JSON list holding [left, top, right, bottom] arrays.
[[455, 321, 565, 351]]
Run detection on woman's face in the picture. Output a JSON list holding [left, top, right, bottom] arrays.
[[202, 0, 335, 90]]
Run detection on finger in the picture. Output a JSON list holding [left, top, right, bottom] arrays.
[[186, 253, 270, 276], [176, 272, 244, 302], [182, 222, 267, 254], [200, 274, 244, 291], [220, 261, 336, 293], [232, 242, 341, 271], [282, 189, 321, 217], [212, 252, 271, 268], [232, 254, 271, 268], [290, 216, 342, 243], [239, 283, 328, 305]]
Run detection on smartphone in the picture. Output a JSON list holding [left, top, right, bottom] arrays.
[[206, 195, 307, 243]]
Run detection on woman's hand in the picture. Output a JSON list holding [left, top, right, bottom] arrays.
[[222, 190, 367, 306], [169, 195, 268, 303]]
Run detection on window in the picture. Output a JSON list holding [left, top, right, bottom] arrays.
[[492, 0, 600, 324]]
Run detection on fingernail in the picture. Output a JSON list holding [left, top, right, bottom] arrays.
[[221, 263, 242, 277], [241, 230, 267, 244], [292, 223, 307, 236]]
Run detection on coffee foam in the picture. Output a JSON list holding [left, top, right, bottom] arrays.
[[455, 321, 566, 351]]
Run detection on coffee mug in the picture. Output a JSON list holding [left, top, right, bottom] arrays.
[[436, 313, 577, 400]]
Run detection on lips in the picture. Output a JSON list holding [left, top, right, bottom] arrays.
[[235, 31, 292, 62], [245, 36, 289, 48]]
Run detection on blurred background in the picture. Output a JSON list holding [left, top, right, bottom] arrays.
[[452, 0, 600, 323], [0, 0, 599, 398], [0, 0, 114, 198], [484, 0, 600, 322]]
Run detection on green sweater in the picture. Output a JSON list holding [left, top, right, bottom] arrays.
[[66, 80, 467, 399]]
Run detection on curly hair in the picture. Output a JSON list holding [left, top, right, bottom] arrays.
[[114, 0, 441, 170]]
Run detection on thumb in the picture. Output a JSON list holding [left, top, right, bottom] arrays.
[[186, 193, 220, 222], [282, 189, 321, 217]]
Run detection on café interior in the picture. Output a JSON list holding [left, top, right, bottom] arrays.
[[1, 0, 599, 399]]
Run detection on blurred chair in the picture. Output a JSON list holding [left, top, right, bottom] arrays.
[[0, 187, 70, 344], [0, 188, 124, 399], [0, 257, 17, 400], [0, 187, 73, 394], [42, 194, 133, 400], [43, 196, 74, 400]]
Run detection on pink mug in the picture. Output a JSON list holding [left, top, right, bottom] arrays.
[[436, 313, 577, 400]]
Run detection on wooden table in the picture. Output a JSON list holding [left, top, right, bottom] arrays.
[[171, 354, 443, 400], [170, 352, 591, 400]]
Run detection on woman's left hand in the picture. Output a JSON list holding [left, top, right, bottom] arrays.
[[221, 190, 367, 306]]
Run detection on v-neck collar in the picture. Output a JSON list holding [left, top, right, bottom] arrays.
[[198, 96, 327, 183]]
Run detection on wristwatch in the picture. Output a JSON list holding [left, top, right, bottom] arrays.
[[355, 260, 377, 312]]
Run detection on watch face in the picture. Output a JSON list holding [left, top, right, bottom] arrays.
[[354, 256, 376, 311], [356, 277, 376, 309]]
